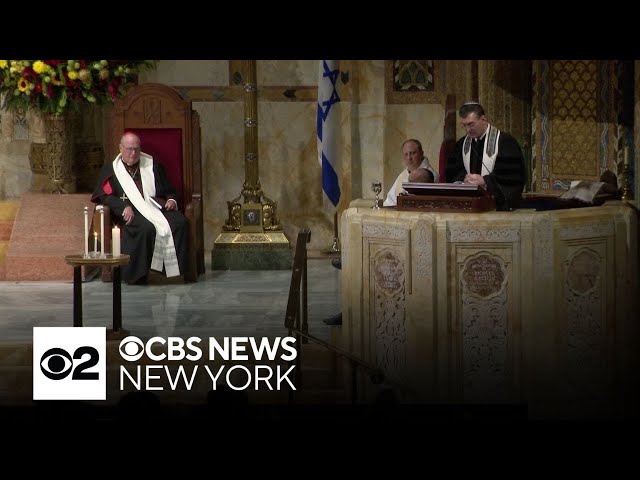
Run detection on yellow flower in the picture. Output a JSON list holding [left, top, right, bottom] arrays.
[[77, 69, 91, 82], [1, 60, 156, 115], [32, 60, 48, 74], [17, 78, 29, 92]]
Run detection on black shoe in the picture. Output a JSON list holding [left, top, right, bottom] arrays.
[[127, 275, 148, 286], [331, 258, 342, 270], [323, 312, 342, 326]]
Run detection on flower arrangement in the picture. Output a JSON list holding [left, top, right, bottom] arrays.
[[0, 60, 156, 115]]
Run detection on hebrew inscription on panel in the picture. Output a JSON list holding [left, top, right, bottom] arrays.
[[566, 249, 600, 296], [461, 253, 506, 300]]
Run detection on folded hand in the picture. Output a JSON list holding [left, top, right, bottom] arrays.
[[464, 173, 486, 188]]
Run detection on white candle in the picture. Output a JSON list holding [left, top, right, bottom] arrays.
[[112, 225, 121, 256], [84, 206, 89, 257], [94, 231, 97, 254], [100, 206, 105, 256]]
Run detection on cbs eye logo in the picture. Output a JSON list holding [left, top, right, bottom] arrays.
[[40, 346, 100, 381], [33, 327, 106, 401], [119, 336, 145, 361]]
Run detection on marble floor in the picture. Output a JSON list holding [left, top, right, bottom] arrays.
[[0, 259, 341, 343]]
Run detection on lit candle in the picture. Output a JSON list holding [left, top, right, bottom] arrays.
[[112, 225, 121, 256], [84, 206, 89, 258], [100, 206, 105, 257], [94, 231, 98, 254]]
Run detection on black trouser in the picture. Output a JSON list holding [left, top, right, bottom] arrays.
[[120, 210, 189, 283]]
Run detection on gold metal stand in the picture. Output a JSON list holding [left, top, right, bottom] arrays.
[[213, 60, 291, 269], [322, 210, 341, 254]]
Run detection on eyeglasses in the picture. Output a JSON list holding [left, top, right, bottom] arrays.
[[121, 146, 141, 153]]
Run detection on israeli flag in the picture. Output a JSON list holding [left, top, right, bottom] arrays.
[[317, 60, 341, 207]]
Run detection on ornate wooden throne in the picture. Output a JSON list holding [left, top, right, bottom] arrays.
[[98, 82, 204, 282]]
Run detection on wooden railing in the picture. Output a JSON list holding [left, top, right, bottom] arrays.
[[285, 229, 385, 404]]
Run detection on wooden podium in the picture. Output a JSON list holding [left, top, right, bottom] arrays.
[[396, 182, 496, 213]]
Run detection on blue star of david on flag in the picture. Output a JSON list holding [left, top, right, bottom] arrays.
[[317, 60, 341, 207]]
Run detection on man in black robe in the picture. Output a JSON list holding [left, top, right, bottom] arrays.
[[445, 102, 526, 211], [92, 132, 188, 284]]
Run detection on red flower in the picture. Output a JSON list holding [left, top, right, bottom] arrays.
[[22, 67, 35, 80], [1, 60, 155, 114]]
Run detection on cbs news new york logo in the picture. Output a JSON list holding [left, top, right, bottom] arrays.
[[33, 327, 106, 400], [33, 328, 298, 400]]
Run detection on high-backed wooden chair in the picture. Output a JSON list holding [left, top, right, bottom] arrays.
[[98, 83, 204, 282]]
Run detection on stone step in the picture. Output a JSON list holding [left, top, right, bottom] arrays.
[[4, 192, 93, 281], [0, 200, 20, 238], [0, 200, 20, 281]]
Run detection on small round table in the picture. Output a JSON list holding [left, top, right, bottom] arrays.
[[64, 254, 130, 334]]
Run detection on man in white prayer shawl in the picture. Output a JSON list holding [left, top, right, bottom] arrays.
[[92, 132, 189, 285], [445, 102, 526, 211]]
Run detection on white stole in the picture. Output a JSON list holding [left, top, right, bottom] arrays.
[[113, 153, 180, 277], [462, 124, 500, 176]]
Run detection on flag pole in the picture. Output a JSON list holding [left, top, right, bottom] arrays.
[[318, 60, 342, 255]]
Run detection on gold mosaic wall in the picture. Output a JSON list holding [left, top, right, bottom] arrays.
[[532, 60, 619, 192]]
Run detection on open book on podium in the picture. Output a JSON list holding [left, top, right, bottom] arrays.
[[396, 182, 497, 213]]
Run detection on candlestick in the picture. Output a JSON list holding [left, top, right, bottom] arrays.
[[112, 225, 121, 257], [100, 206, 105, 257], [93, 231, 97, 254], [84, 206, 89, 258]]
